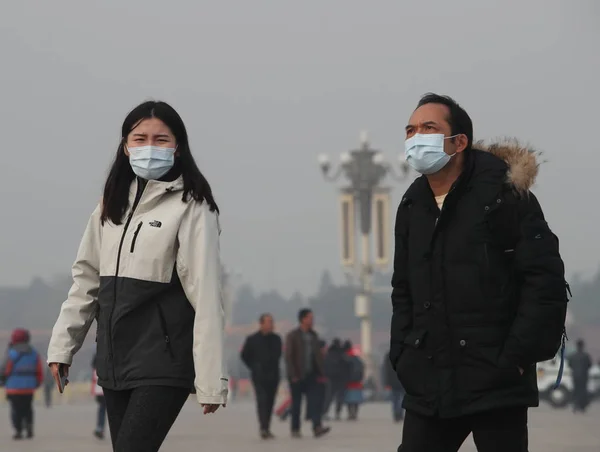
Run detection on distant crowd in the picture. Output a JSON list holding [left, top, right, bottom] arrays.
[[238, 309, 407, 440]]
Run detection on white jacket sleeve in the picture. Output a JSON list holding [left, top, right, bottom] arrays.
[[47, 204, 102, 365], [177, 201, 228, 405]]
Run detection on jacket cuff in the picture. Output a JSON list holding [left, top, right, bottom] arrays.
[[196, 393, 227, 405], [46, 354, 73, 366]]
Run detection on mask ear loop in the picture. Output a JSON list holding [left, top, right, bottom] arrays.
[[445, 134, 462, 157]]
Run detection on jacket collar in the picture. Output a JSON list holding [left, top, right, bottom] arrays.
[[403, 149, 507, 209], [127, 176, 184, 214]]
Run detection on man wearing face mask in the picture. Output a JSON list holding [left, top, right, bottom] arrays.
[[390, 93, 568, 452]]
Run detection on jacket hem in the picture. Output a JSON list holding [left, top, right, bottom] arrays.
[[97, 377, 193, 392], [402, 397, 436, 417], [403, 395, 539, 419], [448, 397, 539, 418], [5, 389, 37, 395]]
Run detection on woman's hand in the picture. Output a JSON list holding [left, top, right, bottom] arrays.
[[48, 363, 69, 393], [202, 403, 225, 415]]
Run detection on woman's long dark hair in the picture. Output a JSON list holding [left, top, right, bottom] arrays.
[[101, 101, 219, 224]]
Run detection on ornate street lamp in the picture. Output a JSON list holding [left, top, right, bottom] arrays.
[[318, 131, 411, 376]]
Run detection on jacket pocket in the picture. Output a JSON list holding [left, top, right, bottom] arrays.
[[156, 305, 175, 359], [95, 327, 109, 381], [458, 343, 520, 396], [478, 240, 516, 303], [130, 221, 143, 253], [395, 330, 428, 397]]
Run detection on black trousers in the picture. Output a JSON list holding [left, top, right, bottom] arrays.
[[307, 381, 326, 420], [399, 407, 528, 452], [103, 386, 189, 452], [323, 379, 346, 417], [290, 376, 321, 432], [7, 394, 34, 435], [252, 379, 278, 431], [572, 378, 590, 412]]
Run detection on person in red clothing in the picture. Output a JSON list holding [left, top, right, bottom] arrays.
[[0, 328, 44, 440], [342, 341, 365, 421]]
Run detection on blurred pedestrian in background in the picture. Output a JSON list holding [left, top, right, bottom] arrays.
[[285, 308, 331, 438], [241, 313, 282, 439], [0, 328, 44, 440], [568, 339, 592, 413], [323, 338, 350, 421], [343, 341, 364, 421]]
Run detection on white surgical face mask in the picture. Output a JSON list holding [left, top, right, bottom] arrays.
[[404, 133, 458, 175], [128, 145, 175, 180]]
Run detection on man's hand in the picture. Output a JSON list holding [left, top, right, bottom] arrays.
[[48, 363, 69, 392], [202, 403, 225, 415]]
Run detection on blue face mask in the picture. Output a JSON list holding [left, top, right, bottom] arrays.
[[128, 145, 175, 180], [405, 133, 457, 175]]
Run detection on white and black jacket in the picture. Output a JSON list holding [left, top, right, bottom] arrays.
[[47, 176, 228, 405]]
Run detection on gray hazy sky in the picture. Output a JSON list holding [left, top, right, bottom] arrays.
[[1, 0, 598, 296]]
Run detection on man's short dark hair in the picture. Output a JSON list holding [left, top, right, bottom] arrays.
[[298, 308, 312, 322], [417, 93, 473, 151], [259, 313, 272, 324]]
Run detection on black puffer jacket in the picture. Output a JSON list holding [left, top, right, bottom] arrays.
[[240, 331, 282, 382], [390, 141, 568, 418]]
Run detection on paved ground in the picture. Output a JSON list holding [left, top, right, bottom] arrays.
[[0, 399, 598, 451]]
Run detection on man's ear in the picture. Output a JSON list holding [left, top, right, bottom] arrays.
[[455, 134, 469, 153]]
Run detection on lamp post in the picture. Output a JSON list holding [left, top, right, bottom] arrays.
[[222, 266, 242, 330], [318, 131, 411, 377]]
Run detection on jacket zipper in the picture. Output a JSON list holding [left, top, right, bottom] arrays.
[[483, 242, 489, 275], [429, 183, 457, 413], [157, 305, 174, 358], [107, 180, 147, 387], [482, 242, 490, 296], [130, 222, 143, 253], [431, 183, 457, 240]]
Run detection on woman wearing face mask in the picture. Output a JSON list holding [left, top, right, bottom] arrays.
[[47, 101, 227, 452]]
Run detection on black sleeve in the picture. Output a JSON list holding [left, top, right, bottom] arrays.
[[390, 200, 412, 369], [381, 357, 390, 387], [500, 192, 568, 368], [276, 335, 283, 361], [240, 336, 253, 369]]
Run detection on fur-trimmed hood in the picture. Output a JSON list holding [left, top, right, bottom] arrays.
[[474, 138, 541, 194]]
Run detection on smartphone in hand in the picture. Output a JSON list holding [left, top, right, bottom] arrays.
[[57, 365, 68, 394]]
